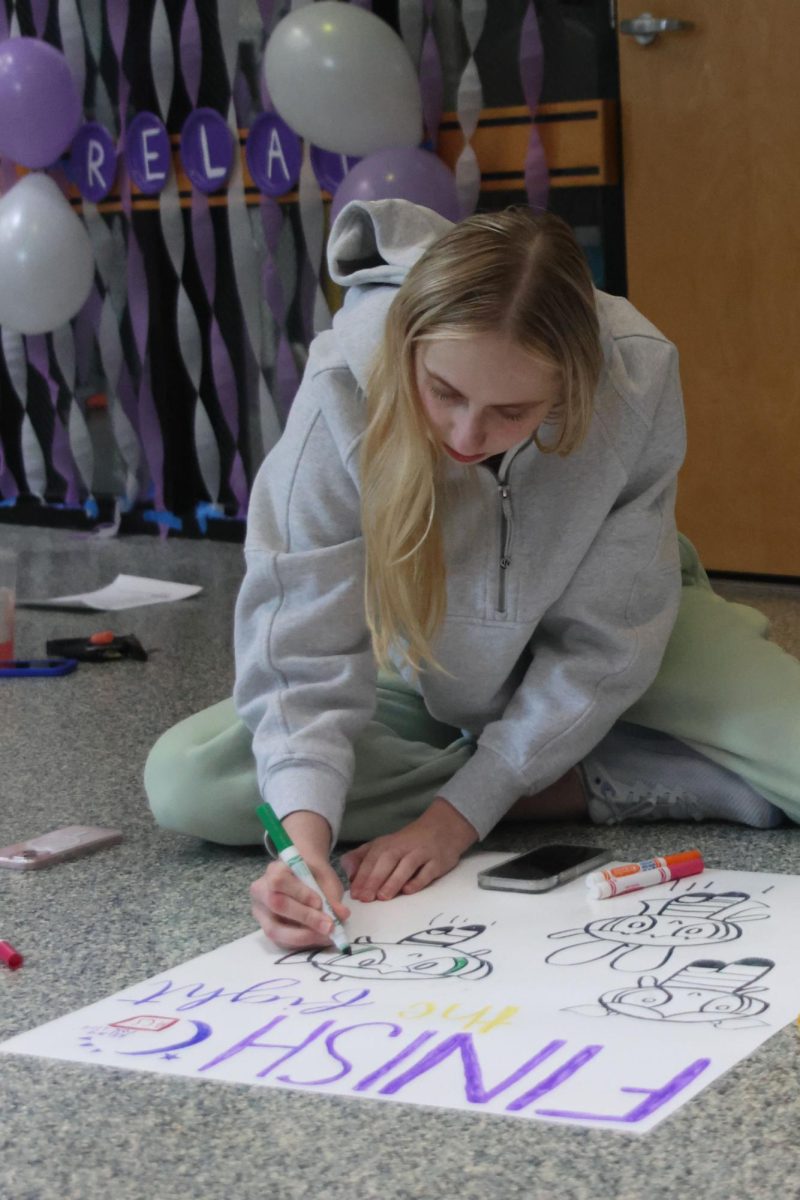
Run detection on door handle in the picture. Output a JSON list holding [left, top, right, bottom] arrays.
[[620, 11, 693, 46]]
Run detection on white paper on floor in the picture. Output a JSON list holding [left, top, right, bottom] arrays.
[[17, 573, 202, 610], [3, 855, 798, 1134]]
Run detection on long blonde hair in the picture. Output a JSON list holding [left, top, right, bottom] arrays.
[[360, 208, 603, 674]]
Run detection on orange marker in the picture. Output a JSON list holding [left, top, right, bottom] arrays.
[[587, 849, 703, 886]]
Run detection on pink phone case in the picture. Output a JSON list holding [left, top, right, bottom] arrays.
[[0, 825, 123, 869]]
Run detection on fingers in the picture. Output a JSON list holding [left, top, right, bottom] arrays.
[[350, 845, 426, 902], [338, 844, 367, 881], [250, 861, 346, 951], [401, 860, 443, 894]]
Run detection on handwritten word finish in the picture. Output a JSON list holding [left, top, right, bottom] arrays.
[[75, 1003, 709, 1128]]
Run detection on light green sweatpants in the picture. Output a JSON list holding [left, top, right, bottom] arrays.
[[144, 537, 800, 844]]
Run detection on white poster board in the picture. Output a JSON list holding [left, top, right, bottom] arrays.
[[3, 855, 798, 1134]]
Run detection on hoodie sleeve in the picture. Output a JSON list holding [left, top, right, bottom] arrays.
[[233, 373, 377, 842], [436, 345, 687, 838]]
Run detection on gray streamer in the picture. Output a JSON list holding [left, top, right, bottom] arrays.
[[150, 1, 175, 130], [58, 0, 87, 101], [3, 328, 46, 499], [298, 142, 331, 335], [84, 203, 141, 507], [52, 323, 95, 498], [398, 0, 424, 69], [223, 10, 283, 464], [455, 0, 486, 216]]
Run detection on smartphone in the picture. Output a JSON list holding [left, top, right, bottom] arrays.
[[477, 843, 610, 893], [0, 826, 123, 870]]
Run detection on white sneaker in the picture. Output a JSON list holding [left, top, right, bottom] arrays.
[[581, 760, 706, 825]]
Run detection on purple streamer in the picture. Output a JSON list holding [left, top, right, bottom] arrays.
[[118, 356, 143, 445], [0, 448, 17, 500], [259, 199, 286, 322], [259, 197, 299, 418], [107, 3, 128, 88], [210, 319, 249, 515], [419, 3, 443, 149], [25, 334, 81, 506], [180, 0, 203, 108], [209, 319, 238, 438], [0, 333, 20, 496], [519, 3, 550, 212], [299, 256, 317, 350], [258, 0, 275, 25], [261, 208, 296, 403], [0, 156, 16, 197], [258, 2, 277, 108], [127, 233, 163, 511], [73, 286, 103, 390], [0, 418, 19, 499], [191, 190, 217, 304], [29, 0, 49, 38], [136, 364, 165, 512], [126, 233, 150, 370], [233, 67, 252, 128]]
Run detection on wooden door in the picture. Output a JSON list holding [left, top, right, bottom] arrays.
[[617, 0, 800, 575]]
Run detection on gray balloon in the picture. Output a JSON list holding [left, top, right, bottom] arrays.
[[0, 173, 95, 334], [264, 2, 422, 157]]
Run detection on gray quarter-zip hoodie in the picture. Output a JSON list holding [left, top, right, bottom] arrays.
[[234, 199, 686, 841]]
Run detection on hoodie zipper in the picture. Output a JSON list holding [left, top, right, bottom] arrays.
[[497, 482, 513, 613], [494, 439, 532, 615]]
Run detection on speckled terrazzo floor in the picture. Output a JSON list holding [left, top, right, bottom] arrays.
[[1, 525, 798, 1200]]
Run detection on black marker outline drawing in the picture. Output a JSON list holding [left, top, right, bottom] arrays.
[[565, 957, 775, 1029], [546, 891, 770, 973], [278, 919, 494, 982]]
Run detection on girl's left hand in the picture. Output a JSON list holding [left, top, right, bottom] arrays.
[[340, 797, 478, 902]]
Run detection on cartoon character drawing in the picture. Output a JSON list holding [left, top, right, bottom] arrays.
[[546, 891, 770, 972], [566, 957, 774, 1029], [278, 922, 493, 981]]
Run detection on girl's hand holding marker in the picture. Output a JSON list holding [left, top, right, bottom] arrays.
[[251, 807, 351, 951]]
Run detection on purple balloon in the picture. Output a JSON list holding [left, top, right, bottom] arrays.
[[331, 147, 460, 224], [0, 37, 82, 168]]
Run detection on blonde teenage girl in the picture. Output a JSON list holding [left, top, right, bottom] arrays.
[[145, 200, 798, 951]]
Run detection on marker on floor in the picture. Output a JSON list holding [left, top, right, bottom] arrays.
[[0, 940, 23, 970]]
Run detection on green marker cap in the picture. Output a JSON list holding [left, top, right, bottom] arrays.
[[255, 803, 293, 854]]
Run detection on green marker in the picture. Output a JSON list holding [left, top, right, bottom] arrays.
[[256, 802, 351, 954]]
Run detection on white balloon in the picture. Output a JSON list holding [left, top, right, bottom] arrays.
[[0, 173, 95, 334], [264, 2, 422, 157]]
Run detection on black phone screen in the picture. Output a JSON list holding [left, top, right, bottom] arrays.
[[482, 844, 605, 881]]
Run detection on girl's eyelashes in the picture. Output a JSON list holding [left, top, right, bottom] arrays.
[[430, 388, 527, 423]]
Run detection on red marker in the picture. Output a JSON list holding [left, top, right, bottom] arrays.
[[0, 940, 23, 970]]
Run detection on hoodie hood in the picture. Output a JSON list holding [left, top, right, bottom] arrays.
[[325, 199, 454, 390], [327, 198, 454, 289]]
